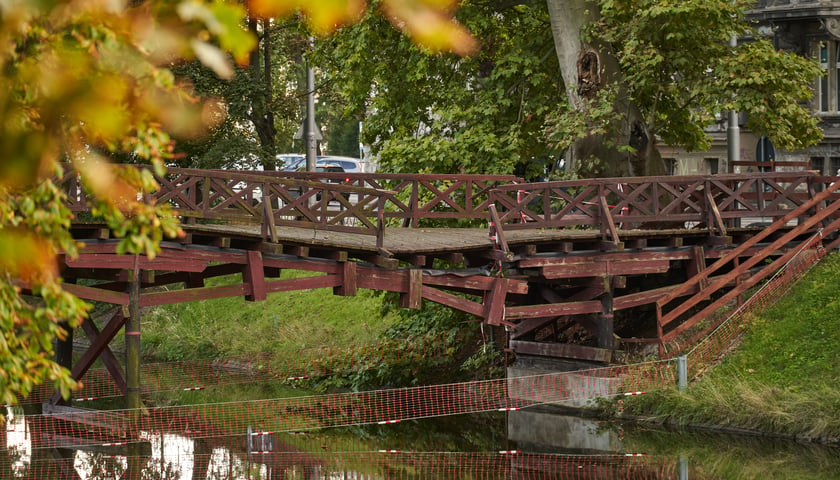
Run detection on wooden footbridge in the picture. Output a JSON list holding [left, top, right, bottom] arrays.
[[54, 167, 840, 406]]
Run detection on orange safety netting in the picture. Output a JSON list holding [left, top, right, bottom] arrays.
[[10, 361, 675, 451], [21, 333, 449, 405]]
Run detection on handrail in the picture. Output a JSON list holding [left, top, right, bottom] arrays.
[[58, 166, 523, 250], [488, 172, 838, 244], [59, 166, 840, 253]]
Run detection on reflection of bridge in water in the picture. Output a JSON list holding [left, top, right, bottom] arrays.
[[2, 407, 711, 479], [6, 169, 840, 478]]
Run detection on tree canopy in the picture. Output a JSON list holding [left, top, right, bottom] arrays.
[[319, 0, 565, 180], [545, 0, 821, 177], [0, 0, 478, 406]]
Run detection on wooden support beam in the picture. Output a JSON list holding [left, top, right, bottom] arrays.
[[598, 276, 614, 350], [265, 275, 342, 293], [510, 317, 556, 339], [400, 268, 423, 309], [509, 340, 611, 363], [408, 254, 427, 267], [126, 267, 141, 411], [421, 285, 484, 317], [211, 237, 231, 248], [243, 250, 267, 301], [482, 277, 509, 326], [259, 243, 282, 255], [625, 238, 647, 249], [66, 254, 206, 273], [541, 259, 670, 278], [285, 245, 310, 257], [505, 300, 602, 320], [62, 283, 129, 305], [687, 245, 708, 290], [516, 244, 538, 256], [705, 188, 727, 237], [139, 283, 248, 306], [488, 204, 510, 254], [334, 261, 358, 297], [49, 309, 126, 404], [599, 194, 621, 244], [80, 311, 127, 396], [262, 195, 278, 243]]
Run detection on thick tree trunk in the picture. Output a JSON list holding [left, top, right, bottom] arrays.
[[546, 0, 665, 178]]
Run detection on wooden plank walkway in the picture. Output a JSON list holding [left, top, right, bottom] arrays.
[[184, 222, 730, 256]]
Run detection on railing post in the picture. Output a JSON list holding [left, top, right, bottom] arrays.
[[410, 179, 419, 228], [377, 196, 385, 249]]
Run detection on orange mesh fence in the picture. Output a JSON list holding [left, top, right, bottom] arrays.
[[685, 231, 827, 378], [12, 361, 675, 451], [21, 333, 449, 405], [1, 452, 701, 480]]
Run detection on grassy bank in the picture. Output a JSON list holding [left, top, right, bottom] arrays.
[[137, 270, 400, 360], [617, 251, 840, 443]]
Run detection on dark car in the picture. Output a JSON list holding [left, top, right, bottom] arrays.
[[312, 163, 351, 201]]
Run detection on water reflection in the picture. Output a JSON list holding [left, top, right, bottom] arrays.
[[2, 405, 839, 479]]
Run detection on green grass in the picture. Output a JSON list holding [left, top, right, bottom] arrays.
[[135, 270, 399, 361], [620, 251, 840, 442]]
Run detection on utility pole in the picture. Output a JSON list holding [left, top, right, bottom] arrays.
[[304, 36, 317, 172], [726, 25, 739, 173]]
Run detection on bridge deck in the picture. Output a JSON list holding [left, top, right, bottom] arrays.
[[184, 222, 731, 256]]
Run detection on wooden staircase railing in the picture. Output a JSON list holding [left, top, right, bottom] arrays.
[[655, 181, 840, 355]]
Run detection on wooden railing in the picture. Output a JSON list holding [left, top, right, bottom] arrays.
[[60, 166, 840, 250], [488, 172, 840, 244], [59, 166, 523, 248]]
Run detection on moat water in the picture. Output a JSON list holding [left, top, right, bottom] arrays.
[[3, 404, 838, 479]]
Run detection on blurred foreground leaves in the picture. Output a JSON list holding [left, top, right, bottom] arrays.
[[0, 0, 252, 406], [0, 0, 475, 407]]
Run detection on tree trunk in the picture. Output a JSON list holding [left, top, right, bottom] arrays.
[[546, 0, 666, 178], [249, 17, 277, 171]]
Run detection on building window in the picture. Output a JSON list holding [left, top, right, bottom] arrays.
[[820, 43, 830, 112], [811, 156, 825, 174], [705, 158, 719, 175], [664, 158, 677, 175], [835, 47, 840, 111], [830, 157, 840, 176]]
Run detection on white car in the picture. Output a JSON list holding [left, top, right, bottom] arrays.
[[317, 156, 362, 173]]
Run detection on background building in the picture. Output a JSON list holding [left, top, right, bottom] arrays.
[[668, 0, 840, 176]]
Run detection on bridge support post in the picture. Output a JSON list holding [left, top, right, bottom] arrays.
[[127, 266, 141, 410], [598, 277, 614, 350], [126, 261, 143, 457]]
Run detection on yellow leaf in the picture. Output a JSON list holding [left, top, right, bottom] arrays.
[[72, 153, 138, 212], [0, 230, 57, 283], [248, 0, 366, 34], [191, 39, 234, 79], [382, 0, 477, 56]]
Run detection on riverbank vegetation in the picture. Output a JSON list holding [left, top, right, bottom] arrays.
[[615, 251, 840, 444], [128, 269, 495, 404]]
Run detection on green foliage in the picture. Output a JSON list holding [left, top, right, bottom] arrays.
[[0, 177, 90, 404], [172, 19, 306, 169], [0, 0, 252, 406], [589, 0, 822, 152], [318, 1, 565, 178]]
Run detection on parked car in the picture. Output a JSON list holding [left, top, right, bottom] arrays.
[[317, 156, 362, 173], [279, 154, 305, 171]]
